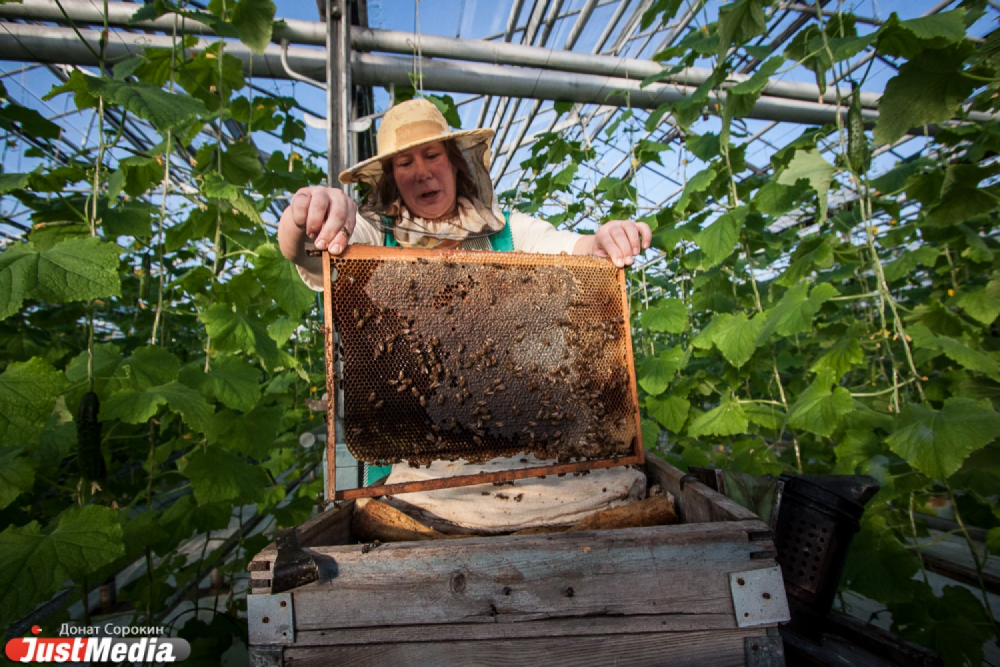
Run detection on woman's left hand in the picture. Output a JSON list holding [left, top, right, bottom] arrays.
[[584, 220, 652, 268]]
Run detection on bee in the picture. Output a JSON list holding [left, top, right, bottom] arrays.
[[419, 395, 427, 407], [527, 381, 538, 392], [457, 342, 465, 354], [387, 342, 394, 354], [356, 319, 365, 329], [432, 425, 442, 434], [417, 258, 429, 264], [368, 391, 377, 403], [374, 400, 384, 409], [397, 385, 407, 393], [437, 394, 445, 406], [353, 308, 360, 319], [449, 418, 458, 429], [495, 383, 505, 391], [431, 336, 440, 347], [494, 421, 504, 428], [541, 337, 550, 346], [426, 433, 437, 443], [411, 386, 420, 398], [456, 393, 465, 405], [512, 406, 521, 416], [346, 274, 356, 285], [473, 436, 483, 446]]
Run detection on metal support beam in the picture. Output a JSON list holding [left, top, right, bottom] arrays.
[[3, 23, 997, 128], [326, 0, 350, 189], [0, 0, 881, 109]]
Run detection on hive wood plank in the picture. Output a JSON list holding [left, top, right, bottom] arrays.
[[280, 523, 773, 630], [292, 612, 739, 646], [283, 628, 761, 667], [644, 455, 760, 524]]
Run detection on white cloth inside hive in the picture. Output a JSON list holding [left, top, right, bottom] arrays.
[[381, 455, 646, 535]]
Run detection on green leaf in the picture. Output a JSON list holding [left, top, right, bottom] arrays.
[[640, 0, 683, 31], [743, 403, 784, 430], [893, 585, 994, 667], [877, 9, 968, 59], [181, 355, 261, 412], [810, 336, 864, 379], [33, 236, 122, 305], [695, 207, 747, 268], [425, 93, 462, 128], [685, 133, 720, 161], [641, 298, 688, 334], [0, 242, 37, 321], [101, 381, 213, 432], [646, 394, 689, 432], [637, 347, 685, 396], [882, 245, 940, 282], [201, 171, 239, 199], [776, 149, 836, 222], [199, 303, 292, 372], [874, 46, 978, 145], [957, 274, 1000, 325], [757, 282, 838, 343], [729, 57, 783, 95], [674, 167, 716, 212], [689, 397, 748, 438], [0, 447, 36, 510], [842, 514, 922, 603], [887, 397, 1000, 480], [752, 179, 809, 216], [65, 342, 122, 399], [121, 345, 180, 391], [0, 505, 125, 627], [206, 405, 283, 459], [45, 71, 208, 132], [0, 358, 67, 447], [640, 418, 661, 450], [717, 0, 767, 57], [933, 336, 1000, 379], [709, 312, 765, 369], [988, 527, 1000, 555], [183, 446, 269, 505], [230, 0, 276, 54], [787, 371, 854, 437], [254, 243, 316, 318], [0, 172, 30, 194]]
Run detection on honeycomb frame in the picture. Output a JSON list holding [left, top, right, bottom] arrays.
[[322, 245, 644, 500]]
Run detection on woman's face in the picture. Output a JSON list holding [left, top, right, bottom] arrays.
[[391, 141, 458, 220]]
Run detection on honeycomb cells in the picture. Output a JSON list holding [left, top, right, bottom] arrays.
[[328, 249, 638, 467]]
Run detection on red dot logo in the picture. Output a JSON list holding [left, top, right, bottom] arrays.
[[30, 626, 41, 635]]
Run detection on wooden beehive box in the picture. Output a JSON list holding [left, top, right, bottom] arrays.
[[246, 455, 789, 667]]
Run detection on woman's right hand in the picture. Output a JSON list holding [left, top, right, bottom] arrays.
[[278, 186, 358, 261]]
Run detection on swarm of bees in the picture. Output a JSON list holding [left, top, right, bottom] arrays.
[[329, 255, 637, 466]]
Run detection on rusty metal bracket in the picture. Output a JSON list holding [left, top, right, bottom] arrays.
[[730, 566, 791, 628], [248, 593, 294, 646], [270, 529, 319, 595]]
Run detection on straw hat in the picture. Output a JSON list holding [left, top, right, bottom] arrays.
[[338, 98, 495, 186]]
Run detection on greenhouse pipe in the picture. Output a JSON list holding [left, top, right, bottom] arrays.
[[0, 0, 882, 109], [3, 24, 997, 128]]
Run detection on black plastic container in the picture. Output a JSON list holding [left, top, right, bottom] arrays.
[[774, 474, 879, 623]]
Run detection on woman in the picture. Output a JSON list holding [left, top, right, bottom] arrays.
[[277, 99, 653, 533], [278, 98, 651, 288]]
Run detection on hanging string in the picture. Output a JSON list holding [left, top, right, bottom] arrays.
[[414, 0, 424, 92]]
